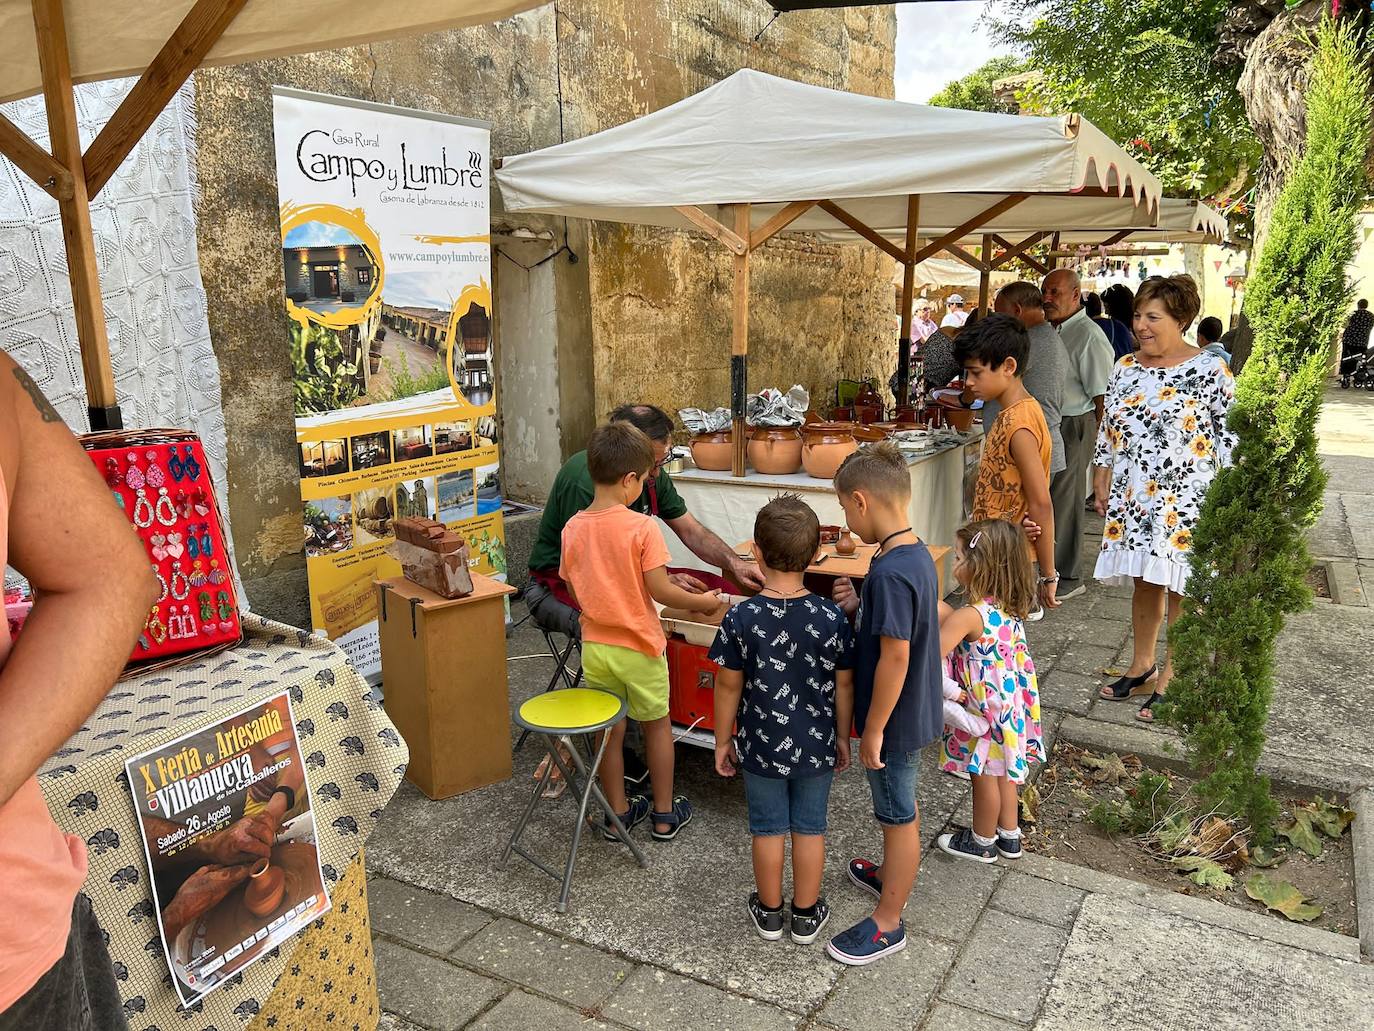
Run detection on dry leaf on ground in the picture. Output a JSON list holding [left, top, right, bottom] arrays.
[[1173, 856, 1235, 890], [1244, 874, 1323, 922], [1280, 811, 1324, 858], [1308, 797, 1355, 839]]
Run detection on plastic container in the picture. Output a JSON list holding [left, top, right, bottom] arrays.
[[667, 636, 720, 731]]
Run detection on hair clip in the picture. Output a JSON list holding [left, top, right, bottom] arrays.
[[969, 530, 983, 550]]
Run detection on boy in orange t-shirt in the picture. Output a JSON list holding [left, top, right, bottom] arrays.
[[560, 421, 724, 841], [955, 314, 1060, 616]]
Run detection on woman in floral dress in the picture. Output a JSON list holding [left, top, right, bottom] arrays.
[[1091, 275, 1236, 722]]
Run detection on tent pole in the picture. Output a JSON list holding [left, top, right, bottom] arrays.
[[977, 234, 992, 315], [896, 195, 919, 409], [33, 0, 121, 430], [731, 203, 751, 478]]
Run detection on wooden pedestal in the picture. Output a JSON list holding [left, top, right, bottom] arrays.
[[377, 574, 517, 799]]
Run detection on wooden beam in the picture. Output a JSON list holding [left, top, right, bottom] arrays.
[[84, 0, 249, 198], [1019, 252, 1051, 276], [911, 193, 1029, 265], [1047, 246, 1169, 259], [817, 200, 908, 263], [896, 195, 919, 407], [749, 200, 816, 250], [33, 0, 118, 424], [0, 111, 73, 199], [1092, 230, 1135, 248], [977, 234, 992, 315], [989, 231, 1048, 269], [942, 243, 988, 272], [731, 204, 751, 478], [675, 205, 748, 255]]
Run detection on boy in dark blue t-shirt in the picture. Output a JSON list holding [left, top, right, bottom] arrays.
[[825, 442, 942, 967], [710, 495, 854, 947]]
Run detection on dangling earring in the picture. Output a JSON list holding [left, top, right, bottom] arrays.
[[201, 525, 213, 557], [170, 561, 190, 600], [146, 607, 167, 644], [181, 445, 201, 482], [189, 560, 207, 588], [198, 591, 215, 623], [187, 525, 200, 560], [167, 445, 184, 482], [217, 590, 234, 631], [208, 560, 227, 586], [127, 454, 154, 528], [153, 565, 169, 602], [181, 604, 198, 638], [147, 451, 177, 526]]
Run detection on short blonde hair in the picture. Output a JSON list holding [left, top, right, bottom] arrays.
[[834, 441, 910, 501]]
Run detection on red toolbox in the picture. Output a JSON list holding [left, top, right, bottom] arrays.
[[667, 635, 721, 733]]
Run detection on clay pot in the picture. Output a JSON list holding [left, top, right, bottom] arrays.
[[872, 421, 923, 435], [244, 858, 286, 917], [747, 427, 803, 475], [853, 382, 884, 425], [851, 424, 887, 443], [836, 529, 857, 556], [892, 405, 918, 423], [830, 405, 855, 422], [941, 406, 977, 432], [801, 422, 858, 480], [689, 431, 733, 471]]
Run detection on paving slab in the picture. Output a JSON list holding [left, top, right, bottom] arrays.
[[919, 1002, 1012, 1030], [988, 871, 1084, 929], [940, 909, 1066, 1025], [602, 965, 799, 1031], [373, 940, 506, 1031], [905, 850, 1004, 944], [465, 989, 618, 1031], [454, 917, 635, 1008], [367, 876, 493, 955], [378, 1013, 429, 1031], [1037, 896, 1374, 1030], [816, 933, 955, 1030], [1049, 642, 1121, 680], [1036, 669, 1100, 717]]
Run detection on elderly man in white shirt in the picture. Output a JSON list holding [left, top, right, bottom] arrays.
[[1042, 268, 1115, 602], [940, 294, 969, 329]]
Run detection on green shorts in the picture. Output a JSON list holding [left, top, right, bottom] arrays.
[[581, 641, 670, 722]]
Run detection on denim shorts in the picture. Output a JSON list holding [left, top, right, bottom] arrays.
[[742, 769, 834, 837], [864, 749, 922, 826]]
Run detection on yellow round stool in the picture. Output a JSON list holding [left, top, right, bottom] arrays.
[[501, 687, 648, 912]]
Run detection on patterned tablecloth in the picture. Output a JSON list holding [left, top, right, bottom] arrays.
[[37, 614, 408, 1030]]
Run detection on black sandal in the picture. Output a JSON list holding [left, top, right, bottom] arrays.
[[1136, 691, 1164, 723], [1099, 665, 1157, 700]]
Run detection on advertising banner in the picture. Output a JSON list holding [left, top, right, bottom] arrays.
[[125, 693, 329, 1007], [271, 88, 505, 678]]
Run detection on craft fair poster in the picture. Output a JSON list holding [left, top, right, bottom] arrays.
[[270, 88, 505, 678], [125, 693, 329, 1007]]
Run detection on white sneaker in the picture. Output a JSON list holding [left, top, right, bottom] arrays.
[[1026, 603, 1044, 622], [1057, 582, 1087, 602]]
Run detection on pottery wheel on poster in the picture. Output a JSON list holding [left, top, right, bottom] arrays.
[[195, 842, 320, 962]]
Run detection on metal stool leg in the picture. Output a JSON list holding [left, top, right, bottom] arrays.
[[501, 741, 559, 867], [559, 731, 648, 869]]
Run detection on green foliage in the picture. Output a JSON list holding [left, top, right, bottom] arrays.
[[1165, 21, 1372, 839], [1087, 770, 1173, 836], [379, 353, 451, 404], [291, 319, 362, 415], [997, 0, 1259, 201], [928, 55, 1031, 113]]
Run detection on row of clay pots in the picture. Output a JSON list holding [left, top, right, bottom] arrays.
[[687, 424, 861, 479]]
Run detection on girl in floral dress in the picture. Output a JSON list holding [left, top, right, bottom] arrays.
[[936, 519, 1043, 864], [1091, 275, 1237, 723]]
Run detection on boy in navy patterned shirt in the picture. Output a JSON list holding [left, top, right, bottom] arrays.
[[710, 495, 854, 946]]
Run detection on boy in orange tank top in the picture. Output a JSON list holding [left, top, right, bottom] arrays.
[[955, 314, 1060, 617]]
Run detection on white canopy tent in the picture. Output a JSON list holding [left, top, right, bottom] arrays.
[[0, 0, 544, 428], [497, 69, 1163, 474]]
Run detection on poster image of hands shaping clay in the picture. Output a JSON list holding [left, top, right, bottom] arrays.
[[125, 693, 330, 1006]]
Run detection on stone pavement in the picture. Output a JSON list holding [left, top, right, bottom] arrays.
[[365, 385, 1372, 1028]]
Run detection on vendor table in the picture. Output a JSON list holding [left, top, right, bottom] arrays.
[[734, 539, 952, 596], [38, 614, 408, 1031], [665, 430, 980, 587]]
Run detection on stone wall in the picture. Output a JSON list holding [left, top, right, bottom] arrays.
[[193, 2, 896, 624]]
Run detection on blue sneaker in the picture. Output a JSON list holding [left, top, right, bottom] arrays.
[[650, 795, 693, 841], [603, 794, 651, 842], [997, 831, 1023, 860], [937, 827, 999, 864], [847, 857, 883, 899], [825, 917, 907, 966]]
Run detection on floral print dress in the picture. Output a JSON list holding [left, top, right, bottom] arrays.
[[940, 600, 1043, 782], [1093, 351, 1236, 595]]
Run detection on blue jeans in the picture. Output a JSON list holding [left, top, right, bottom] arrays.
[[864, 749, 922, 826], [742, 769, 834, 836]]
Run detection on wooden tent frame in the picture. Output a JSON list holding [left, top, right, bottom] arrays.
[[0, 0, 252, 430]]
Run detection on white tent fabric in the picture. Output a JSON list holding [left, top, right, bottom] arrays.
[[0, 0, 546, 103], [497, 69, 1162, 232], [1055, 198, 1228, 245]]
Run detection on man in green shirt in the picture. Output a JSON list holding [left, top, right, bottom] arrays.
[[526, 404, 764, 637]]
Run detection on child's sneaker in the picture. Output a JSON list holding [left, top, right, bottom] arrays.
[[825, 917, 906, 966], [846, 857, 883, 899], [997, 831, 1023, 859], [650, 795, 693, 841], [746, 892, 785, 941], [937, 827, 1000, 864], [789, 897, 830, 945], [602, 794, 651, 841]]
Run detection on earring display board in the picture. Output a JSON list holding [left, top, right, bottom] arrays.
[[82, 428, 242, 670]]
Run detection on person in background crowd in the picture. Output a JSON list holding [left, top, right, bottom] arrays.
[[1340, 300, 1373, 386], [1197, 316, 1231, 365], [1101, 284, 1138, 359], [991, 282, 1070, 479], [941, 294, 970, 329], [1092, 275, 1236, 723], [1041, 268, 1114, 603], [912, 300, 939, 344], [1086, 291, 1133, 361], [0, 351, 159, 1031]]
